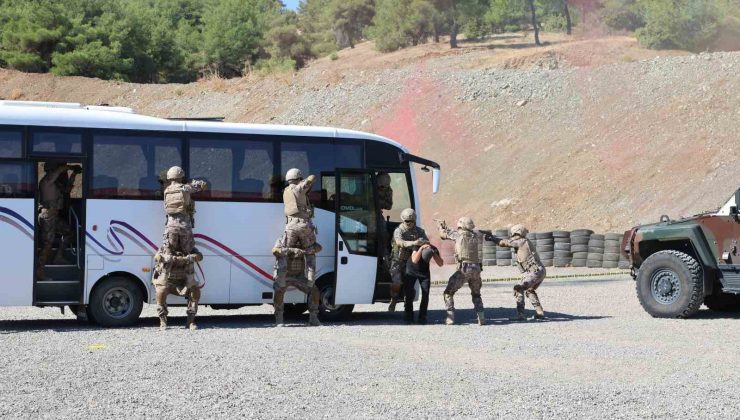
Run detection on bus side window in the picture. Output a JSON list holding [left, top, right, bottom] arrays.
[[0, 130, 22, 158], [0, 162, 34, 198]]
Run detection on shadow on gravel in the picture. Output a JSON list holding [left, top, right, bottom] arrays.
[[688, 309, 740, 320], [0, 308, 608, 332]]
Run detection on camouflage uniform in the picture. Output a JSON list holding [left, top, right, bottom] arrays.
[[389, 222, 429, 306], [377, 173, 394, 267], [37, 163, 79, 277], [439, 221, 485, 325], [499, 227, 546, 319], [163, 179, 207, 254], [282, 174, 318, 284], [272, 232, 322, 327], [152, 247, 202, 330]]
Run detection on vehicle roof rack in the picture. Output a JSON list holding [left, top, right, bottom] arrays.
[[166, 117, 225, 122]]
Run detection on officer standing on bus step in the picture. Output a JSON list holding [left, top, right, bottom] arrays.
[[388, 208, 429, 312], [37, 162, 81, 278], [377, 172, 394, 267], [271, 232, 322, 327], [282, 168, 319, 286], [437, 217, 486, 326]]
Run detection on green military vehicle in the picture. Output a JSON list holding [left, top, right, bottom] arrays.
[[623, 188, 740, 318]]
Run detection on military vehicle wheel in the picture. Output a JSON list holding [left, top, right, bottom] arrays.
[[88, 277, 143, 327], [704, 293, 740, 312], [317, 282, 354, 322], [636, 250, 703, 318]]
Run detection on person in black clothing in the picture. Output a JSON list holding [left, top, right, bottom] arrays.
[[404, 243, 444, 324]]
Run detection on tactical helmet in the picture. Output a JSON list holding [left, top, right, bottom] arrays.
[[457, 216, 475, 230], [510, 224, 528, 237], [377, 172, 391, 188], [400, 208, 416, 222], [166, 166, 185, 181], [285, 168, 303, 182]]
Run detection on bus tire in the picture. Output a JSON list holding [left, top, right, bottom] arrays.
[[88, 276, 144, 327], [317, 281, 354, 322]]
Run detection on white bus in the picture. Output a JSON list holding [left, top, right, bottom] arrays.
[[0, 101, 440, 326]]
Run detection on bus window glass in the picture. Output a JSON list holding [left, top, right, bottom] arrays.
[[32, 131, 82, 154], [190, 137, 275, 201], [281, 140, 334, 204], [334, 142, 363, 168], [0, 130, 22, 158], [0, 162, 34, 198], [383, 172, 412, 222], [92, 134, 182, 198], [337, 172, 377, 255], [366, 141, 402, 168]]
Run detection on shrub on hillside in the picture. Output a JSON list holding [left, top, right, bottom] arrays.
[[636, 0, 722, 52]]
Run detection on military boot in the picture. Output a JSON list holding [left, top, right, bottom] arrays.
[[445, 310, 455, 325], [185, 314, 198, 331], [534, 305, 546, 320], [275, 311, 285, 327], [308, 312, 321, 327], [388, 298, 398, 313], [476, 311, 486, 326], [158, 315, 168, 331]]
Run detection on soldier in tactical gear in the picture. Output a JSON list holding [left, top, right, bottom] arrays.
[[163, 166, 208, 254], [272, 232, 322, 327], [376, 172, 394, 267], [438, 217, 486, 325], [498, 224, 546, 320], [152, 246, 203, 330], [282, 168, 319, 286], [388, 208, 429, 312], [37, 162, 81, 278], [156, 166, 208, 330]]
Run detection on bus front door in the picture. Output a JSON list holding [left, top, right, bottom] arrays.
[[333, 170, 379, 305]]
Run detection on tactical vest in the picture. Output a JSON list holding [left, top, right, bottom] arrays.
[[164, 183, 193, 216], [392, 225, 426, 261], [283, 184, 312, 219], [455, 229, 480, 264], [518, 239, 544, 273]]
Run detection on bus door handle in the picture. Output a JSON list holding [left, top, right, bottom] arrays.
[[338, 241, 344, 251], [340, 257, 348, 265]]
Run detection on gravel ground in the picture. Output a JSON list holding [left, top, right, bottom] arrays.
[[1, 275, 739, 418]]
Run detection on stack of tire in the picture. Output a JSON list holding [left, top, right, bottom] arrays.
[[536, 232, 554, 267], [569, 229, 593, 267], [587, 233, 606, 268], [618, 237, 631, 270], [482, 233, 497, 267], [495, 228, 512, 266], [438, 240, 456, 265], [602, 233, 622, 269], [552, 231, 572, 267]]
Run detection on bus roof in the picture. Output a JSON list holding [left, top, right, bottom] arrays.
[[0, 100, 407, 152]]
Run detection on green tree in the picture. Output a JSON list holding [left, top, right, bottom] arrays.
[[636, 0, 721, 51], [330, 0, 375, 48]]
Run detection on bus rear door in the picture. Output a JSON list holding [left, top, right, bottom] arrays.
[[333, 170, 379, 305]]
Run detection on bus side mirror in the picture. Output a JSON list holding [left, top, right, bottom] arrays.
[[432, 168, 440, 194]]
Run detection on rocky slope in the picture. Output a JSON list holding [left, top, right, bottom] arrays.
[[1, 33, 738, 232]]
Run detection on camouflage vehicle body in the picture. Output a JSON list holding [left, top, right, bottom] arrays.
[[623, 188, 740, 318]]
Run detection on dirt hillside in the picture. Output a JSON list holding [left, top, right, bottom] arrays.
[[1, 32, 738, 233]]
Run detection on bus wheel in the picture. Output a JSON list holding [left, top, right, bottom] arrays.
[[88, 277, 143, 327], [318, 282, 354, 322]]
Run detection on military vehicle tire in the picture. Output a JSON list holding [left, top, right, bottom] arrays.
[[88, 276, 143, 327], [636, 250, 703, 318], [317, 281, 354, 322], [703, 293, 740, 312]]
